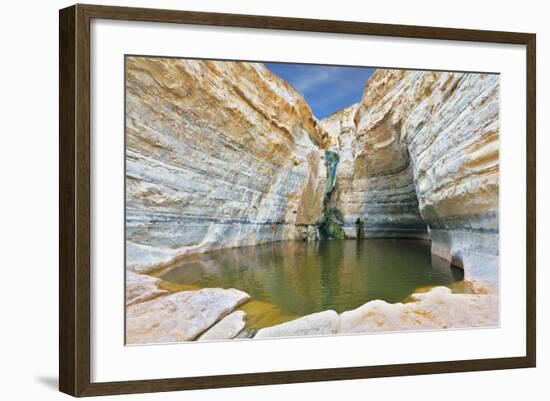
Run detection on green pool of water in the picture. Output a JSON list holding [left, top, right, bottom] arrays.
[[155, 239, 464, 321]]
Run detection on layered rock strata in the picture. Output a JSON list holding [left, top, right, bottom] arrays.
[[321, 71, 499, 289], [126, 59, 499, 290], [321, 103, 427, 239], [126, 58, 328, 273], [320, 104, 359, 238]]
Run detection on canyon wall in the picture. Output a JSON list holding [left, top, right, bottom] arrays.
[[321, 103, 428, 239], [320, 104, 361, 238], [126, 58, 499, 289], [126, 57, 328, 272], [323, 70, 499, 289]]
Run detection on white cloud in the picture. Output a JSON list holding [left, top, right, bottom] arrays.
[[291, 66, 348, 92]]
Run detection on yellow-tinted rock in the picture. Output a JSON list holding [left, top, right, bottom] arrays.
[[126, 287, 250, 344], [126, 58, 328, 272], [321, 70, 499, 288], [125, 270, 168, 306], [340, 286, 498, 332]]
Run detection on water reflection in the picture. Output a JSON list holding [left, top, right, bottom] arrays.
[[156, 239, 463, 317]]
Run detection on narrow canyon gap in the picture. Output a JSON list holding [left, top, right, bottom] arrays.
[[125, 58, 499, 293]]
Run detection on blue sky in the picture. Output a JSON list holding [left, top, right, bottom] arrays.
[[265, 63, 375, 120]]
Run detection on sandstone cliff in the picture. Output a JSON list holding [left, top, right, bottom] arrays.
[[320, 104, 361, 238], [126, 58, 328, 272], [322, 70, 499, 289], [126, 58, 499, 290]]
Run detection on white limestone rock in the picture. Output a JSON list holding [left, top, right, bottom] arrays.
[[340, 286, 498, 333], [198, 310, 247, 341], [125, 57, 329, 273], [321, 70, 500, 289], [254, 310, 340, 339], [125, 270, 167, 306], [126, 288, 250, 344]]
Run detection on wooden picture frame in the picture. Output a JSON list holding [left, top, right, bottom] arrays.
[[59, 3, 536, 397]]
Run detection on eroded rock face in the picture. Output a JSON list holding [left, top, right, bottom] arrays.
[[126, 287, 250, 344], [322, 103, 427, 239], [127, 59, 499, 289], [322, 70, 499, 288], [320, 105, 361, 238], [126, 58, 328, 272]]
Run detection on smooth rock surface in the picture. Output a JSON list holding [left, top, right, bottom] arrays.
[[340, 286, 498, 333], [126, 58, 328, 273], [126, 288, 250, 344], [125, 270, 167, 306], [198, 310, 247, 341], [254, 310, 340, 338]]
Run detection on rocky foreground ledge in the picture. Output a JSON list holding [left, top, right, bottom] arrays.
[[126, 272, 498, 344]]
